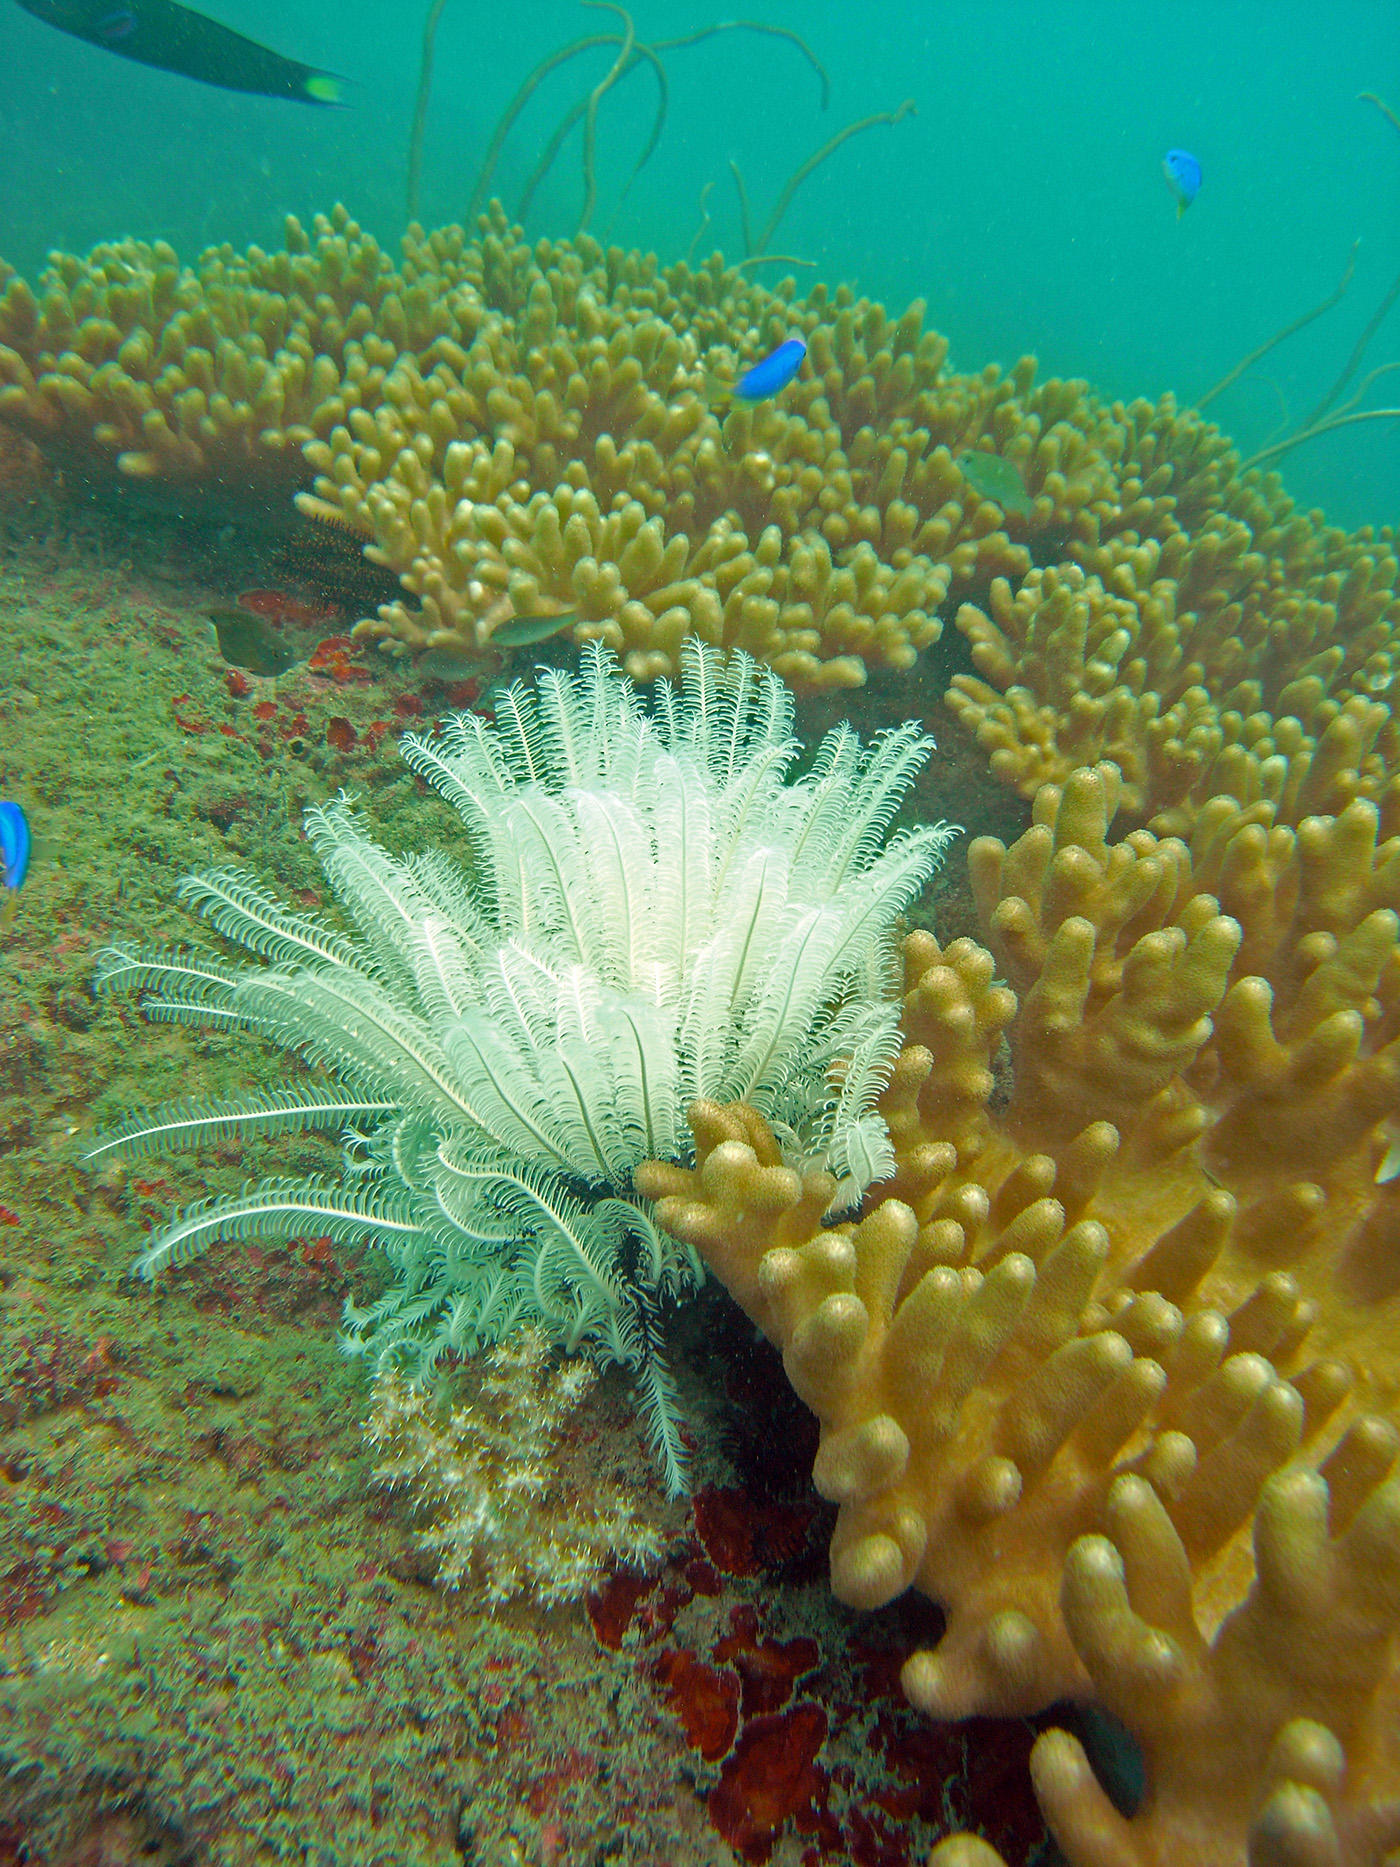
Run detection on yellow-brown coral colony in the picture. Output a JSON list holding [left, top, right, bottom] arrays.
[[6, 201, 1400, 1863], [0, 206, 456, 509], [641, 781, 1400, 1861]]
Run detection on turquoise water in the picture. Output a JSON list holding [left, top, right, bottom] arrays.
[[2, 0, 1397, 523]]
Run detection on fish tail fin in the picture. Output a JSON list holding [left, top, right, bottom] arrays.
[[303, 70, 345, 106], [1176, 198, 1187, 220], [702, 368, 734, 415]]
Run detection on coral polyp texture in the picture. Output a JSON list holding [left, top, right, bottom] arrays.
[[640, 758, 1400, 1864], [366, 1328, 667, 1602], [1, 201, 1132, 690], [88, 641, 953, 1495], [10, 200, 1394, 720]]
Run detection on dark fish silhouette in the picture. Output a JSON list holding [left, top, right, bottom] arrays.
[[17, 0, 343, 104]]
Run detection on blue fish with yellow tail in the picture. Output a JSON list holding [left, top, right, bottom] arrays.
[[1162, 148, 1202, 217], [706, 335, 807, 411], [17, 0, 344, 104]]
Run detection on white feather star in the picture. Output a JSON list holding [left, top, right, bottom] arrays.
[[89, 642, 958, 1492]]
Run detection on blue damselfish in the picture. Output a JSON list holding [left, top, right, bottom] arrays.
[[735, 336, 807, 400], [0, 801, 30, 892], [1162, 148, 1202, 217]]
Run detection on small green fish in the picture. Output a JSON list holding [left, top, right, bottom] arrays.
[[416, 647, 483, 681], [488, 610, 577, 649], [207, 609, 297, 677], [958, 451, 1033, 517]]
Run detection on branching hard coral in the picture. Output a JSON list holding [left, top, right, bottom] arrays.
[[6, 165, 1400, 1867], [299, 209, 1116, 690], [931, 1473, 1400, 1865], [7, 186, 1400, 1864], [1018, 1469, 1400, 1867], [2, 200, 1392, 720], [7, 201, 1271, 703], [0, 206, 460, 512], [948, 401, 1400, 833], [367, 1328, 667, 1601], [87, 641, 955, 1493], [640, 754, 1400, 1860]]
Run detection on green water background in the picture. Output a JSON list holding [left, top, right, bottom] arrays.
[[2, 0, 1397, 526]]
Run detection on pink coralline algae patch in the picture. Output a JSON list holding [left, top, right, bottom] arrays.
[[714, 1605, 820, 1718], [653, 1649, 740, 1761], [236, 588, 340, 629], [586, 1470, 1050, 1866], [183, 1236, 355, 1328], [0, 1320, 124, 1430], [691, 1483, 816, 1576], [709, 1703, 830, 1862]]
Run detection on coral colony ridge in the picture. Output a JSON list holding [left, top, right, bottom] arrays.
[[87, 640, 955, 1494]]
